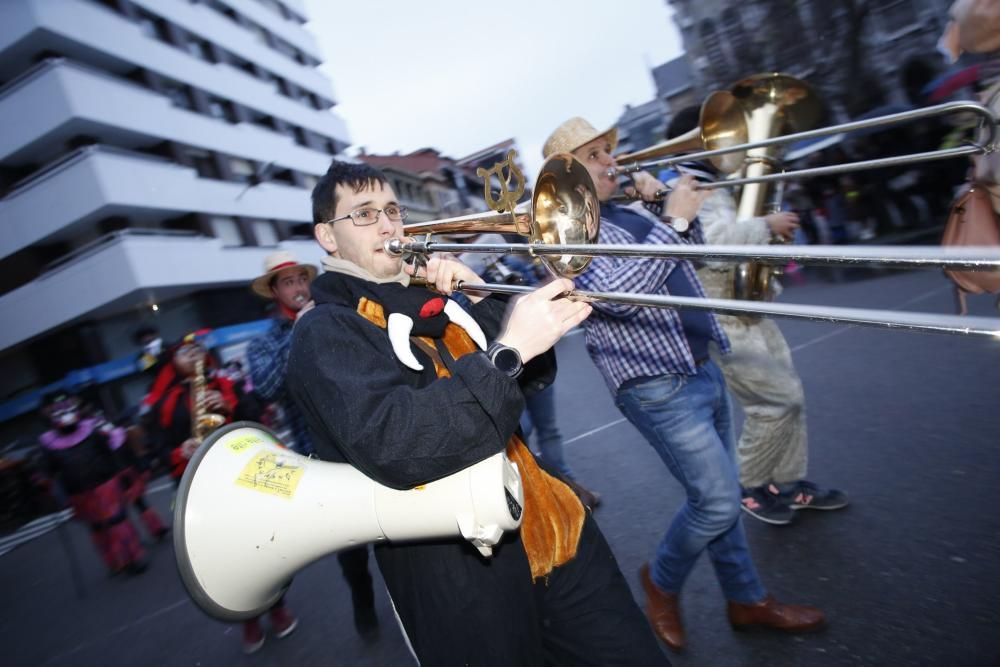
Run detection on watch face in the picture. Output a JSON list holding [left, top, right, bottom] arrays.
[[671, 216, 690, 233], [489, 344, 522, 377], [493, 348, 520, 374]]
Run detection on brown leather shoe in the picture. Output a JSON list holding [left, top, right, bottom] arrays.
[[727, 595, 826, 633], [638, 563, 685, 651]]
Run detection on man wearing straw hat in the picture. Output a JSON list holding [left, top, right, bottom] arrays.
[[247, 250, 381, 642], [542, 117, 825, 652]]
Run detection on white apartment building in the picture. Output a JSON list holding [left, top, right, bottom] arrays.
[[0, 0, 349, 436]]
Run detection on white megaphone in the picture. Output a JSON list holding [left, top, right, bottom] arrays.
[[174, 421, 524, 621]]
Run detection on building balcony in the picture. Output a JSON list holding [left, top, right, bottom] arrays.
[[0, 230, 326, 352], [0, 146, 312, 261], [0, 0, 348, 144], [208, 0, 323, 60], [128, 0, 327, 95], [0, 59, 334, 173]]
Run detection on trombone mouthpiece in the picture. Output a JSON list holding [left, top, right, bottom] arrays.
[[605, 168, 616, 179], [384, 238, 403, 256]]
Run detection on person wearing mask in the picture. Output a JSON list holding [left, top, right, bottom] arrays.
[[37, 390, 148, 575]]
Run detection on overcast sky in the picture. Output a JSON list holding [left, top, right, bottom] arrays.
[[302, 0, 684, 177]]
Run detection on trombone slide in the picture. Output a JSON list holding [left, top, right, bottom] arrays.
[[451, 281, 1000, 339]]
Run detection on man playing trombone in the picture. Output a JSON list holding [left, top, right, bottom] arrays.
[[286, 160, 669, 665], [542, 117, 825, 652]]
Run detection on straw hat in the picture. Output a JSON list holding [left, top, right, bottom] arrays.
[[542, 117, 618, 159], [951, 0, 1000, 54], [251, 250, 318, 298]]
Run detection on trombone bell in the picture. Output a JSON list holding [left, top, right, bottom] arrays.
[[395, 153, 600, 279], [530, 154, 601, 277], [613, 90, 750, 173]]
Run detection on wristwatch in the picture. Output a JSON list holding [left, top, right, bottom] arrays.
[[669, 216, 690, 233], [487, 342, 523, 378]]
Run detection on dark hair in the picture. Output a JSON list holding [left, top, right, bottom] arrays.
[[666, 105, 701, 140], [311, 160, 390, 225]]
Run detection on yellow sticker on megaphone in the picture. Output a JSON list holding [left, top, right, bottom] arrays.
[[235, 451, 304, 499]]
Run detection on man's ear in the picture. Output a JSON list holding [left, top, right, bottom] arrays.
[[314, 223, 338, 254]]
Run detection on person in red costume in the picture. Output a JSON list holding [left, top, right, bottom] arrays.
[[37, 390, 149, 575], [145, 331, 242, 482]]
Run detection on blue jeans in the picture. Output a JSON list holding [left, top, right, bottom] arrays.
[[520, 384, 575, 480], [615, 360, 766, 604]]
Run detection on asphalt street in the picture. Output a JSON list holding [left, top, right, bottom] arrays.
[[2, 268, 999, 666]]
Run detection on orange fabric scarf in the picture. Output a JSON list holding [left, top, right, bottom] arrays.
[[357, 297, 584, 579]]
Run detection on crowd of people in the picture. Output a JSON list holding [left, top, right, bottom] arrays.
[[30, 250, 383, 655], [14, 0, 999, 662]]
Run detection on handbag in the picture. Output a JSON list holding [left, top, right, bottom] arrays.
[[941, 183, 1000, 313]]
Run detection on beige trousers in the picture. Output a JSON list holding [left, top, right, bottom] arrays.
[[700, 268, 808, 487]]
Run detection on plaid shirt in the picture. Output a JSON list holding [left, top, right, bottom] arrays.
[[574, 204, 731, 395], [246, 317, 314, 455]]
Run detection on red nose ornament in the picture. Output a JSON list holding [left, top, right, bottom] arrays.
[[420, 297, 445, 319]]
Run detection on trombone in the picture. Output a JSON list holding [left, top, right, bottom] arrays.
[[609, 99, 998, 200], [387, 139, 1000, 339]]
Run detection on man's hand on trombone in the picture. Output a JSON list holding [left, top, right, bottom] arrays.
[[496, 279, 592, 364], [404, 251, 490, 303]]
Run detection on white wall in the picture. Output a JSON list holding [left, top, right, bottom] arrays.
[[0, 234, 325, 351], [14, 0, 348, 143], [0, 147, 314, 260], [0, 61, 335, 172]]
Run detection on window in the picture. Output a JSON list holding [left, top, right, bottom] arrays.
[[721, 8, 756, 71], [270, 168, 296, 186], [272, 38, 295, 58], [185, 36, 215, 63], [251, 220, 279, 246], [210, 216, 242, 245], [207, 97, 238, 123], [249, 113, 277, 131], [95, 0, 125, 15], [229, 54, 257, 78], [699, 20, 731, 82], [229, 157, 256, 181], [185, 148, 222, 180], [257, 68, 277, 87], [137, 12, 171, 43], [256, 0, 288, 21], [250, 23, 270, 46], [162, 80, 195, 110], [207, 0, 240, 24]]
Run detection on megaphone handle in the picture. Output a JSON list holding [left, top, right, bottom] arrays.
[[455, 512, 503, 558]]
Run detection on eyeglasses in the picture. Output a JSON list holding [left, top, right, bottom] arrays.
[[325, 205, 408, 227]]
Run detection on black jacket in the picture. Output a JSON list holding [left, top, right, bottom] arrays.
[[287, 271, 559, 664], [288, 272, 553, 489]]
